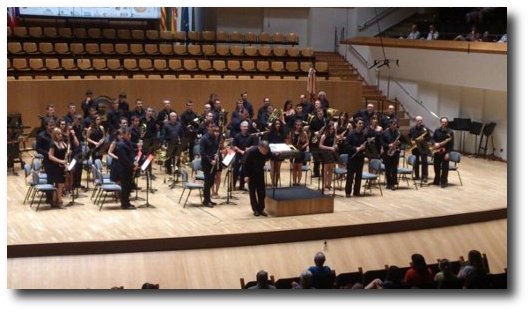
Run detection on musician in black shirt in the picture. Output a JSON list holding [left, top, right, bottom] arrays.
[[309, 109, 326, 177], [431, 117, 454, 188], [180, 100, 199, 162], [142, 107, 159, 155], [232, 121, 257, 190], [346, 118, 366, 197], [381, 118, 402, 190], [243, 141, 275, 217], [81, 90, 96, 118], [200, 124, 221, 208], [408, 116, 431, 183], [156, 100, 175, 128], [162, 112, 184, 175], [266, 120, 287, 187], [115, 127, 136, 209], [130, 98, 146, 123]]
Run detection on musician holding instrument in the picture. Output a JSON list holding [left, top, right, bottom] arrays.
[[355, 102, 376, 129], [107, 129, 123, 183], [180, 100, 199, 163], [283, 100, 296, 132], [408, 116, 431, 183], [48, 128, 69, 208], [267, 119, 287, 187], [200, 124, 221, 208], [241, 91, 255, 119], [70, 114, 84, 190], [345, 118, 367, 197], [81, 90, 96, 119], [364, 115, 383, 160], [287, 119, 309, 186], [36, 118, 56, 205], [156, 100, 175, 128], [142, 107, 159, 156], [258, 103, 274, 131], [130, 98, 146, 124], [335, 112, 351, 156], [86, 115, 105, 160], [381, 118, 402, 190], [380, 105, 396, 130], [431, 117, 454, 188], [114, 127, 136, 209], [319, 123, 338, 191], [107, 100, 125, 136], [232, 121, 257, 190], [162, 112, 184, 175], [309, 109, 327, 178]]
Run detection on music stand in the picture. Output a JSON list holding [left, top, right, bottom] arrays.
[[166, 139, 181, 189], [138, 154, 156, 208], [222, 148, 238, 204], [478, 122, 496, 157], [64, 158, 84, 207], [452, 118, 472, 153], [311, 150, 337, 194]]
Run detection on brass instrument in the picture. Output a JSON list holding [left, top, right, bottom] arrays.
[[311, 123, 327, 144], [351, 137, 375, 158], [406, 130, 428, 153], [326, 108, 340, 121], [155, 143, 168, 165], [267, 108, 283, 125], [386, 132, 401, 156], [306, 113, 315, 125], [140, 123, 147, 138], [430, 133, 452, 154]]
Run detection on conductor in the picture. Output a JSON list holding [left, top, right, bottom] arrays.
[[243, 140, 275, 217], [115, 127, 136, 209]]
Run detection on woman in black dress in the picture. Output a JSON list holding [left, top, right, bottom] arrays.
[[87, 116, 105, 160], [319, 123, 337, 190], [266, 119, 287, 187], [286, 119, 309, 186], [48, 128, 69, 208]]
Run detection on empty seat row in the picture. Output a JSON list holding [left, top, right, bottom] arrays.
[[8, 26, 299, 46], [8, 42, 315, 59], [9, 58, 329, 78]]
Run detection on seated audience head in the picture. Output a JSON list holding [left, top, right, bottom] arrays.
[[314, 251, 326, 267]]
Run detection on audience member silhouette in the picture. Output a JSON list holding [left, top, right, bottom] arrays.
[[403, 253, 434, 286], [308, 252, 335, 289], [248, 270, 276, 289]]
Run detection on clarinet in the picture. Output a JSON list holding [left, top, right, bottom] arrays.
[[210, 135, 222, 174]]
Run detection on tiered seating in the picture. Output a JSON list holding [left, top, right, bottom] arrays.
[[7, 25, 327, 80]]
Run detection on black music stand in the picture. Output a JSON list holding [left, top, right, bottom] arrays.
[[469, 121, 484, 156], [478, 122, 496, 157], [138, 155, 156, 208], [222, 150, 238, 205], [166, 139, 181, 189], [311, 150, 337, 195], [451, 118, 472, 153], [64, 157, 84, 207]]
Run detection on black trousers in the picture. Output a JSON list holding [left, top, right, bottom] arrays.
[[232, 155, 244, 188], [383, 153, 399, 187], [202, 160, 215, 204], [433, 152, 449, 184], [345, 155, 364, 195], [412, 149, 429, 179], [248, 173, 266, 213], [120, 170, 133, 207]]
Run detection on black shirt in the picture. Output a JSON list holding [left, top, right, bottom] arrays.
[[233, 132, 256, 153], [199, 133, 220, 163], [432, 127, 454, 152], [243, 146, 273, 178], [347, 130, 366, 157], [163, 122, 184, 145]]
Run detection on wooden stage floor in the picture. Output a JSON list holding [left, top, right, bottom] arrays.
[[7, 154, 507, 258]]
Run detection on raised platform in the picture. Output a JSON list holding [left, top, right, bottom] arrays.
[[265, 186, 334, 217]]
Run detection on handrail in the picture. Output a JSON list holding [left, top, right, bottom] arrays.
[[347, 44, 369, 67], [389, 76, 439, 121], [357, 8, 397, 32]]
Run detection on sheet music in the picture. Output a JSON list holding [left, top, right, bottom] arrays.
[[67, 159, 76, 171], [141, 154, 154, 171], [269, 143, 297, 154], [222, 148, 236, 167]]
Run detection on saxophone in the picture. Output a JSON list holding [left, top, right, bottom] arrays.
[[311, 122, 327, 144], [386, 132, 401, 156], [407, 130, 428, 153], [430, 133, 452, 154]]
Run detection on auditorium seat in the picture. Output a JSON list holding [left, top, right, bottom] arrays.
[[8, 59, 14, 72], [87, 28, 102, 39], [159, 30, 173, 41], [70, 43, 85, 55], [287, 47, 300, 58], [23, 42, 39, 54], [257, 60, 271, 72], [271, 61, 285, 73], [115, 43, 130, 55], [174, 31, 187, 42], [159, 43, 173, 56], [102, 28, 117, 40], [187, 44, 202, 56], [286, 33, 299, 45], [45, 58, 63, 71], [187, 31, 201, 43], [85, 43, 102, 55], [89, 59, 106, 74], [28, 27, 43, 38], [144, 44, 159, 55], [230, 45, 244, 57], [61, 59, 79, 71], [8, 42, 23, 55], [212, 60, 227, 72], [230, 31, 243, 43], [258, 32, 272, 44], [216, 31, 228, 43], [272, 32, 286, 44], [58, 27, 73, 39], [29, 58, 46, 72], [244, 46, 258, 57], [245, 32, 257, 45], [77, 58, 94, 71], [73, 28, 88, 39], [13, 58, 31, 72], [168, 59, 183, 72], [241, 60, 256, 72], [202, 30, 216, 43], [216, 45, 230, 57], [198, 60, 213, 72], [273, 47, 286, 58], [124, 58, 139, 71], [227, 60, 242, 72], [117, 29, 131, 40], [38, 42, 55, 55], [130, 44, 145, 55], [100, 43, 116, 55], [258, 46, 272, 57], [300, 61, 313, 73], [146, 30, 159, 41], [285, 61, 299, 73], [183, 59, 198, 71], [54, 43, 71, 55], [139, 59, 154, 71], [174, 44, 188, 56], [154, 59, 169, 71], [106, 59, 123, 71], [301, 47, 314, 58], [315, 61, 329, 74], [43, 27, 58, 38], [13, 26, 29, 38], [202, 44, 216, 57], [131, 29, 145, 40]]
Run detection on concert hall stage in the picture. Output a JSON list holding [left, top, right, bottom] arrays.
[[7, 155, 507, 259], [265, 186, 334, 217]]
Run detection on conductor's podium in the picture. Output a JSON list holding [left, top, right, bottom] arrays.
[[265, 186, 334, 217]]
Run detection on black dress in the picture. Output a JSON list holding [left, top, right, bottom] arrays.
[[50, 143, 67, 184]]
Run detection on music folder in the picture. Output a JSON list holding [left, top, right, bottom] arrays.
[[67, 159, 77, 171], [141, 154, 154, 171], [222, 148, 236, 167]]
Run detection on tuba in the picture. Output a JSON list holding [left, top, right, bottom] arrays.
[[268, 108, 283, 125]]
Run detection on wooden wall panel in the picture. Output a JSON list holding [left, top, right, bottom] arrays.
[[7, 78, 362, 129]]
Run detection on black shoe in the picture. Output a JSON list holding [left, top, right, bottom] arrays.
[[210, 201, 217, 206], [413, 177, 421, 180], [353, 193, 361, 197], [441, 183, 448, 188], [253, 211, 260, 217], [431, 181, 440, 186], [391, 185, 397, 190], [421, 178, 428, 183], [122, 205, 136, 210], [346, 194, 352, 198], [259, 211, 268, 217], [203, 202, 214, 208]]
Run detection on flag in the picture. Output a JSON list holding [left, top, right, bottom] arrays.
[[7, 7, 18, 30], [160, 7, 177, 32], [180, 7, 189, 32]]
